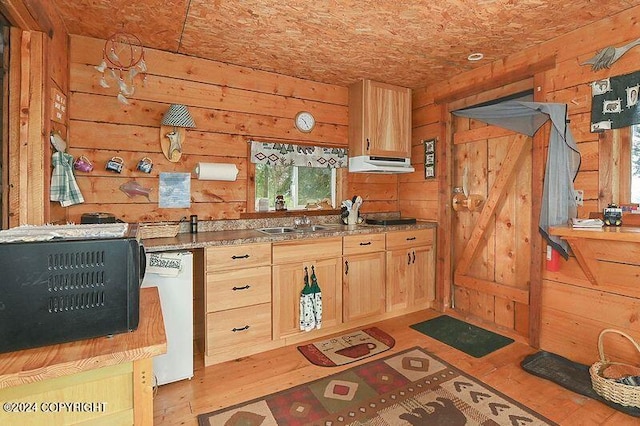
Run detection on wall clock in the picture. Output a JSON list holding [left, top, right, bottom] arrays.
[[295, 111, 315, 133]]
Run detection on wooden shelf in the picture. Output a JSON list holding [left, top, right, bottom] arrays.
[[549, 224, 640, 243], [549, 224, 640, 289]]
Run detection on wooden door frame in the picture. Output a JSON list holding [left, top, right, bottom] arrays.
[[1, 1, 48, 227], [439, 77, 548, 347]]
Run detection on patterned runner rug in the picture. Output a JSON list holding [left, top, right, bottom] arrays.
[[297, 327, 395, 367], [197, 346, 557, 425]]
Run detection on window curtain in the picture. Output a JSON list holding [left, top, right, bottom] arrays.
[[453, 101, 581, 259], [250, 141, 347, 168]]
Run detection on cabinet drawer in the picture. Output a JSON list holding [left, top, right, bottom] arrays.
[[206, 266, 271, 312], [343, 233, 386, 255], [206, 303, 272, 354], [205, 243, 271, 271], [272, 237, 342, 264], [386, 229, 434, 250]]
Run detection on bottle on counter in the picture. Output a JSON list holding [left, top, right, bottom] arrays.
[[190, 215, 198, 233]]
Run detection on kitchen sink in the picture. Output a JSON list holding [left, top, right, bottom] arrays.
[[296, 224, 330, 232], [256, 224, 337, 235], [256, 227, 299, 234]]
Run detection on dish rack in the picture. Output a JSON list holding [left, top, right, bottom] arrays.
[[590, 328, 640, 408], [137, 222, 180, 239]]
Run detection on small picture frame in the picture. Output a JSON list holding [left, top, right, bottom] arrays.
[[425, 165, 435, 178], [423, 138, 436, 179]]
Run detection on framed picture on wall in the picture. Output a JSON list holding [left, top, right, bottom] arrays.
[[423, 138, 436, 179]]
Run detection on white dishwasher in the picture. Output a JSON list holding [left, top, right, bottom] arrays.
[[142, 251, 194, 385]]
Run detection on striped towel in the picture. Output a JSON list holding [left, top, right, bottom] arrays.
[[50, 151, 84, 207]]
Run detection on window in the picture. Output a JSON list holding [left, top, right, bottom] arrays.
[[632, 125, 640, 203], [255, 164, 336, 210]]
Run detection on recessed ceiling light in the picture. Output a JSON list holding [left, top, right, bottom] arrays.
[[467, 52, 484, 61]]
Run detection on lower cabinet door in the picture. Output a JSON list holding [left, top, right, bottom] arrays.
[[411, 245, 436, 306], [386, 245, 436, 313], [272, 257, 341, 340], [343, 251, 386, 322]]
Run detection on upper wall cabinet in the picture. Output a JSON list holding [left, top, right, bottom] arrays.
[[348, 79, 412, 158]]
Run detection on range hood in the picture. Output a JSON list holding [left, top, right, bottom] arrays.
[[348, 155, 415, 174]]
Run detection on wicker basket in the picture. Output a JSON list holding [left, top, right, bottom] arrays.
[[589, 328, 640, 407], [137, 222, 180, 239]]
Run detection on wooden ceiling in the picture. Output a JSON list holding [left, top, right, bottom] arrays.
[[51, 0, 640, 89]]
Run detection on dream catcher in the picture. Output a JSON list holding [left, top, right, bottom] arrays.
[[95, 32, 148, 104]]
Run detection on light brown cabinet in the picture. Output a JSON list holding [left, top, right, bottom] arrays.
[[348, 79, 412, 158], [204, 243, 273, 366], [272, 237, 343, 340], [342, 233, 386, 322], [386, 229, 436, 313], [198, 226, 436, 365]]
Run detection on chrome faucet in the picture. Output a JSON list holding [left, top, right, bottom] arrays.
[[294, 215, 311, 228]]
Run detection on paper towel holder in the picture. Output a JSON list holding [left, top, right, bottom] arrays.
[[160, 104, 196, 163]]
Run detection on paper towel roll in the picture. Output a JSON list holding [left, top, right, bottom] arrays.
[[194, 163, 239, 181]]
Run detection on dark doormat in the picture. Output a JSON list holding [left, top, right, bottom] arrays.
[[521, 351, 640, 417], [410, 315, 514, 358]]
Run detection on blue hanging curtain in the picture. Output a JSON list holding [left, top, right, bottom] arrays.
[[453, 101, 581, 259]]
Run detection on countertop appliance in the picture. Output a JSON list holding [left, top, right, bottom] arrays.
[[0, 224, 144, 354], [365, 217, 417, 226], [81, 212, 121, 224], [142, 251, 193, 385]]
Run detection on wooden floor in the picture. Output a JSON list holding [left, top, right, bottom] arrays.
[[152, 310, 638, 425]]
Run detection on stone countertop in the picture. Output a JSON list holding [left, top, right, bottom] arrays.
[[142, 221, 437, 252]]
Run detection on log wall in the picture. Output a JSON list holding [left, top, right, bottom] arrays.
[[67, 35, 394, 223], [416, 5, 640, 364]]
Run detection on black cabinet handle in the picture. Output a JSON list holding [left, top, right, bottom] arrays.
[[232, 325, 250, 332], [231, 254, 250, 260], [232, 285, 251, 291], [366, 138, 370, 150], [406, 237, 416, 241], [408, 253, 411, 265], [412, 251, 416, 264], [345, 260, 349, 275], [359, 241, 372, 246]]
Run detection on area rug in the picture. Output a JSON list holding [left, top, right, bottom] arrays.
[[297, 327, 395, 367], [521, 350, 640, 417], [410, 315, 514, 358], [198, 346, 557, 425]]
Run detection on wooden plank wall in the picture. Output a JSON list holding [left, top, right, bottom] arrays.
[[67, 35, 356, 223], [4, 0, 68, 226], [412, 5, 640, 364], [400, 89, 440, 221]]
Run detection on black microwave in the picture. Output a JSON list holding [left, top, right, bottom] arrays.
[[0, 229, 145, 354]]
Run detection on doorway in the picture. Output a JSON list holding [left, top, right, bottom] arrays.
[[450, 101, 533, 338]]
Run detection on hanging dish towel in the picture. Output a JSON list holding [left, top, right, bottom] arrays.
[[300, 267, 316, 331], [299, 267, 316, 331], [50, 151, 84, 207], [310, 265, 322, 329]]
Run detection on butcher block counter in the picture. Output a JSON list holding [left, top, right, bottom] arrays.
[[0, 287, 166, 426]]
